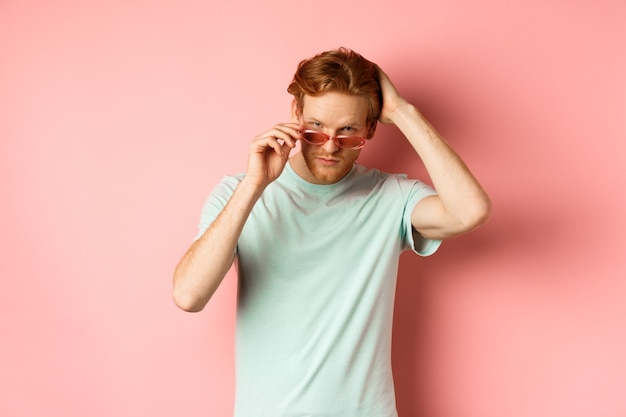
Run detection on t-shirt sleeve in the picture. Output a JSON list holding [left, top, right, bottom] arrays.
[[194, 174, 243, 241], [401, 179, 443, 256]]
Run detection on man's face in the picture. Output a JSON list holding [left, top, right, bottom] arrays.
[[292, 92, 370, 185]]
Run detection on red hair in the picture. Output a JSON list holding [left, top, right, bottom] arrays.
[[287, 48, 382, 138]]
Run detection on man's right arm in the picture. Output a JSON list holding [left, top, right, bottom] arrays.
[[172, 122, 301, 312], [172, 179, 264, 312]]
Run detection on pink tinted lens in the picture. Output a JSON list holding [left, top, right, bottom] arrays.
[[301, 131, 365, 149], [302, 131, 328, 145], [336, 136, 365, 149]]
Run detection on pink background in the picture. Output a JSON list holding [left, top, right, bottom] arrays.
[[1, 0, 625, 416]]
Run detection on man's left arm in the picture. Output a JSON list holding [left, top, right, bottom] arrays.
[[378, 68, 492, 240]]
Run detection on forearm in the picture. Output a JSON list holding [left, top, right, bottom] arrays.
[[393, 103, 491, 232], [172, 179, 264, 312]]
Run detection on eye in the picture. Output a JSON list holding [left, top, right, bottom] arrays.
[[341, 126, 355, 133], [309, 121, 322, 128]]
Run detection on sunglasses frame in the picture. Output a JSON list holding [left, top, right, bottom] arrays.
[[300, 130, 366, 150]]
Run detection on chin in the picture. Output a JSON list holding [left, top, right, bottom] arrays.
[[310, 166, 351, 184], [301, 150, 358, 184]]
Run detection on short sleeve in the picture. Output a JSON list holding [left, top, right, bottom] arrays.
[[402, 179, 442, 256], [195, 174, 243, 240]]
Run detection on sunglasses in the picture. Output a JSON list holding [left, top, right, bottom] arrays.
[[300, 130, 366, 150]]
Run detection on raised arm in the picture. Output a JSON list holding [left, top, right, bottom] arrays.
[[377, 67, 491, 239], [172, 123, 300, 312]]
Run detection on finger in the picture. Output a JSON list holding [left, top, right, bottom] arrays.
[[263, 124, 303, 147], [257, 134, 293, 157], [257, 136, 283, 155], [269, 130, 298, 148], [270, 137, 289, 155]]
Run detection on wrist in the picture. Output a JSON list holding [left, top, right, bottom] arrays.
[[240, 176, 268, 195], [386, 100, 418, 126]]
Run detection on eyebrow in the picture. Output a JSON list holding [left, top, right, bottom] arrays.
[[305, 118, 361, 128]]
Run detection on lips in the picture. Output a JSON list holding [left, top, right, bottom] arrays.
[[317, 157, 340, 166]]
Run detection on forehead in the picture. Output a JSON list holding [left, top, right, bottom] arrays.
[[301, 92, 369, 126]]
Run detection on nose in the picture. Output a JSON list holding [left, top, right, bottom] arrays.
[[321, 135, 340, 153]]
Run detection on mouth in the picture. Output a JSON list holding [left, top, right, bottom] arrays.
[[317, 157, 340, 166]]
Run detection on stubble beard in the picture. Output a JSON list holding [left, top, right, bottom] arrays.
[[302, 152, 356, 185]]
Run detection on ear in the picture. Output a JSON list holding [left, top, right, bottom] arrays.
[[291, 99, 300, 123]]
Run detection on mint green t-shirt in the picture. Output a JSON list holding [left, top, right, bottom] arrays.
[[198, 162, 441, 417]]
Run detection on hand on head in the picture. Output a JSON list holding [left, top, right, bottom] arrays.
[[377, 66, 409, 125]]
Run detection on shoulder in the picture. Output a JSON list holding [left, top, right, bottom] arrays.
[[351, 164, 398, 186], [199, 173, 246, 213], [210, 172, 245, 195], [352, 164, 430, 193]]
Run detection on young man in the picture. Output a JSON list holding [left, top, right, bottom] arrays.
[[173, 48, 491, 416]]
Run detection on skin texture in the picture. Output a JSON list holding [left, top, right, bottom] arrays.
[[289, 92, 369, 185], [172, 66, 491, 312]]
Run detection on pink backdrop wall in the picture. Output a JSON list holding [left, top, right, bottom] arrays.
[[1, 0, 624, 416]]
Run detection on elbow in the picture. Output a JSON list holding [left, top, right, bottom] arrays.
[[172, 288, 206, 313], [172, 272, 208, 313], [463, 194, 492, 231]]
